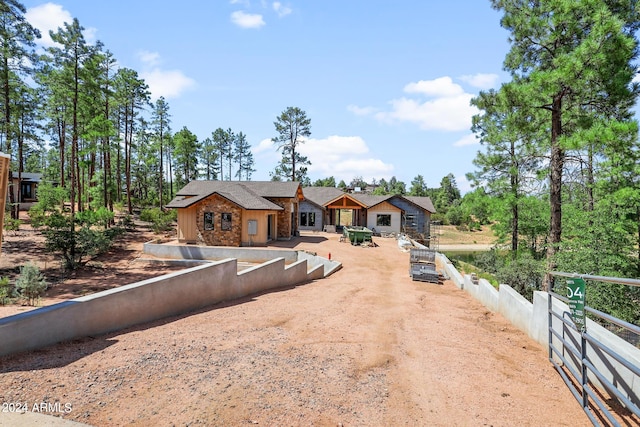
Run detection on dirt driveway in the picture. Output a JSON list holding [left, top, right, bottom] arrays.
[[0, 232, 589, 426]]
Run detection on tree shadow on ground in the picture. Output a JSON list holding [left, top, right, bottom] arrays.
[[268, 234, 330, 249]]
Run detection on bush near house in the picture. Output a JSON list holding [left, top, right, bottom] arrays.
[[15, 263, 47, 306], [43, 212, 124, 270], [140, 208, 176, 233], [3, 216, 20, 234]]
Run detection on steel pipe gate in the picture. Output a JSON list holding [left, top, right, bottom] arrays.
[[548, 272, 640, 426]]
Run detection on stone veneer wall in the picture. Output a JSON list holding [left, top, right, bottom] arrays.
[[196, 195, 242, 246], [269, 197, 295, 239]]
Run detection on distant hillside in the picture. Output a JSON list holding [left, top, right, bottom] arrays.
[[435, 225, 497, 246]]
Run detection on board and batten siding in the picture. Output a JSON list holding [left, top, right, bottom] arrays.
[[366, 201, 401, 234], [177, 205, 198, 243], [241, 210, 275, 246]]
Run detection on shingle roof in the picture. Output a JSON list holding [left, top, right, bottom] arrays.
[[216, 186, 284, 210], [239, 181, 303, 198], [350, 194, 393, 208], [301, 186, 346, 207], [404, 196, 437, 213], [299, 187, 437, 213], [166, 181, 300, 210], [11, 172, 42, 182]]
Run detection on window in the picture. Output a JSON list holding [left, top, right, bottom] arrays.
[[221, 213, 232, 231], [21, 183, 33, 200], [204, 212, 214, 230], [300, 212, 315, 227], [376, 214, 391, 227]]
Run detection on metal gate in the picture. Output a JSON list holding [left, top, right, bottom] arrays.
[[548, 272, 640, 426]]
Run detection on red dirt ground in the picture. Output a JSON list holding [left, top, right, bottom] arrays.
[[0, 225, 591, 426]]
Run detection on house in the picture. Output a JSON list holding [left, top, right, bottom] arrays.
[[300, 186, 436, 244], [298, 186, 345, 232], [166, 181, 304, 246], [10, 172, 43, 210]]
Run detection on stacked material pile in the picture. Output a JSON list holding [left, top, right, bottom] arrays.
[[409, 248, 440, 284]]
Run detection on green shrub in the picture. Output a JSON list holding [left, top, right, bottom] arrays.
[[140, 208, 176, 233], [28, 205, 46, 228], [76, 207, 114, 229], [495, 252, 545, 301], [454, 259, 499, 287], [15, 263, 47, 306], [0, 277, 12, 306], [118, 214, 136, 230], [4, 216, 20, 233], [43, 212, 124, 270]]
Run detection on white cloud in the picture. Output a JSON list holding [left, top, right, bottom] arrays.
[[457, 174, 473, 195], [460, 73, 499, 89], [253, 138, 275, 154], [253, 135, 393, 182], [231, 11, 266, 29], [141, 69, 196, 100], [372, 76, 479, 132], [26, 3, 97, 47], [347, 104, 377, 116], [453, 134, 480, 147], [272, 2, 292, 17], [138, 50, 161, 67], [298, 135, 394, 183], [404, 77, 464, 97], [375, 94, 477, 131]]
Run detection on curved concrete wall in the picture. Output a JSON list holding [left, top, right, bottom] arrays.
[[0, 257, 326, 358], [143, 242, 342, 277]]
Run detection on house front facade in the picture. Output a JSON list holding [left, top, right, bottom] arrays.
[[299, 186, 436, 244], [167, 181, 303, 247], [298, 186, 345, 232], [10, 172, 42, 210], [365, 200, 402, 235]]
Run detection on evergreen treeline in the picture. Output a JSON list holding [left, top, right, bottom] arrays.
[[0, 4, 255, 218], [461, 0, 640, 323]]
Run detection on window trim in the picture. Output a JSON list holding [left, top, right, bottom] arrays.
[[376, 214, 391, 227], [221, 212, 232, 231], [204, 212, 214, 230]]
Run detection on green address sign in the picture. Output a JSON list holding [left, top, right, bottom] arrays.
[[566, 277, 586, 332]]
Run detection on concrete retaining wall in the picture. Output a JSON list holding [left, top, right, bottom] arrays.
[[0, 256, 326, 358], [144, 242, 298, 263], [436, 252, 640, 411], [143, 242, 342, 277]]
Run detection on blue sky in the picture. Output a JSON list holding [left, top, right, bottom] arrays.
[[22, 1, 512, 192]]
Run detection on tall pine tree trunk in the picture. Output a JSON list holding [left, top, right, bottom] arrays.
[[544, 94, 564, 291]]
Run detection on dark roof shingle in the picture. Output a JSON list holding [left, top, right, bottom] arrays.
[[167, 181, 300, 210]]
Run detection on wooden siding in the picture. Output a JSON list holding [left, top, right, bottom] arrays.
[[177, 205, 198, 243], [366, 201, 402, 233], [327, 197, 363, 209], [175, 203, 282, 247], [240, 210, 275, 246]]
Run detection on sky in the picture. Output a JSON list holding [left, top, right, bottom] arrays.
[[21, 0, 513, 192]]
